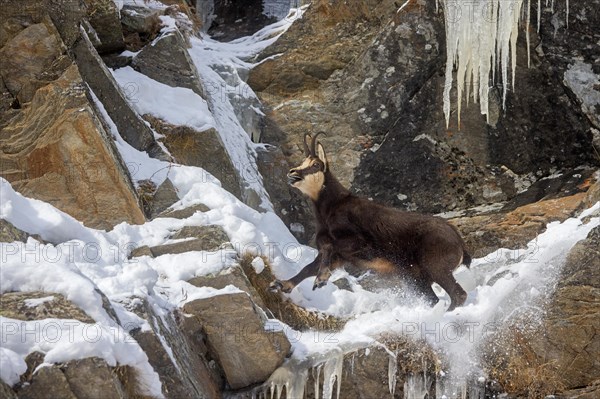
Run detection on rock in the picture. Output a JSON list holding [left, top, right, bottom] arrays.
[[0, 61, 146, 230], [450, 192, 588, 257], [83, 0, 124, 53], [0, 20, 70, 104], [17, 366, 77, 399], [188, 264, 266, 309], [148, 178, 179, 219], [530, 226, 600, 390], [120, 5, 162, 35], [207, 0, 275, 41], [182, 292, 291, 389], [251, 0, 596, 218], [0, 219, 27, 243], [0, 292, 94, 323], [63, 357, 126, 399], [145, 115, 243, 200], [131, 29, 205, 97], [126, 296, 222, 398], [129, 245, 153, 258], [0, 380, 16, 398], [71, 29, 165, 157], [157, 203, 210, 219], [145, 226, 232, 257]]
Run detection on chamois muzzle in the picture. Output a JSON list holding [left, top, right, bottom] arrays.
[[287, 171, 303, 185]]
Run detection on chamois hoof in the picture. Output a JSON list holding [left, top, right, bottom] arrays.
[[269, 280, 283, 292], [312, 279, 328, 290]]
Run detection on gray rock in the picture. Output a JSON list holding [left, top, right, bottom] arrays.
[[149, 238, 230, 258], [126, 296, 222, 398], [145, 116, 243, 200], [188, 265, 266, 309], [63, 357, 126, 399], [71, 29, 165, 158], [83, 0, 124, 54], [120, 5, 162, 35], [132, 29, 205, 98], [157, 203, 210, 219], [18, 366, 77, 399], [182, 292, 291, 389], [149, 178, 180, 219], [0, 292, 95, 323], [171, 224, 229, 242], [0, 380, 16, 399], [0, 219, 27, 243]]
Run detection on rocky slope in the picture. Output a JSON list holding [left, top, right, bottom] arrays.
[[0, 1, 599, 398]]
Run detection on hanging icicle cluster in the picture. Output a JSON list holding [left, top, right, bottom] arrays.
[[439, 0, 569, 128]]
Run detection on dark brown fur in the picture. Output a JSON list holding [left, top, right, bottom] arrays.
[[271, 135, 472, 311]]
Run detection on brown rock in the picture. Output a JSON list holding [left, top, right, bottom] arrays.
[[0, 219, 27, 243], [0, 380, 16, 398], [183, 293, 291, 389], [146, 115, 242, 200], [0, 292, 94, 323], [0, 61, 145, 230], [17, 366, 77, 399], [0, 21, 69, 104], [530, 226, 600, 390], [451, 193, 588, 256], [63, 357, 126, 399]]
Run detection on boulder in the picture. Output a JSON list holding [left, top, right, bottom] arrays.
[[157, 203, 210, 219], [0, 20, 70, 104], [131, 29, 205, 98], [126, 296, 222, 398], [145, 115, 242, 200], [0, 61, 146, 230], [83, 0, 125, 53], [0, 292, 94, 323], [120, 5, 162, 35], [0, 380, 16, 399], [0, 219, 27, 243], [147, 178, 179, 219], [530, 226, 600, 390], [71, 29, 165, 157], [63, 358, 126, 399], [182, 292, 291, 389], [17, 366, 77, 399]]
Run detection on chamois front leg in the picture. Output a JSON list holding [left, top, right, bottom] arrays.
[[269, 255, 322, 293], [312, 241, 335, 290]]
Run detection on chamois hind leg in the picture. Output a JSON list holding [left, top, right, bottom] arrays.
[[412, 275, 439, 307], [269, 255, 321, 293], [422, 253, 467, 311]]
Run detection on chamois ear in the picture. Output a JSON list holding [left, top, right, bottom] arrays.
[[317, 142, 328, 172]]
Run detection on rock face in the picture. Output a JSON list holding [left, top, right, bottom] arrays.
[[531, 226, 600, 391], [145, 115, 243, 200], [183, 293, 291, 389], [0, 19, 145, 230], [83, 0, 125, 53], [132, 29, 205, 97], [0, 219, 28, 243], [250, 0, 597, 219]]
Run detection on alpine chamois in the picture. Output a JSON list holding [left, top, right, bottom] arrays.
[[270, 133, 472, 311]]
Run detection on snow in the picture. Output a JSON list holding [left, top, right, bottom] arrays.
[[24, 296, 55, 308], [111, 67, 215, 131]]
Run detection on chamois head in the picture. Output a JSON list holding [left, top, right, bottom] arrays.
[[287, 132, 329, 200]]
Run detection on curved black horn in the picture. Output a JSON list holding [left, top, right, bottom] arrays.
[[310, 131, 326, 156], [303, 133, 311, 156]]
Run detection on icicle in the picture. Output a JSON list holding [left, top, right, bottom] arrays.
[[526, 0, 531, 68], [537, 0, 541, 32], [566, 0, 569, 27], [388, 352, 398, 395], [313, 364, 323, 399], [321, 353, 343, 399], [551, 0, 554, 13]]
